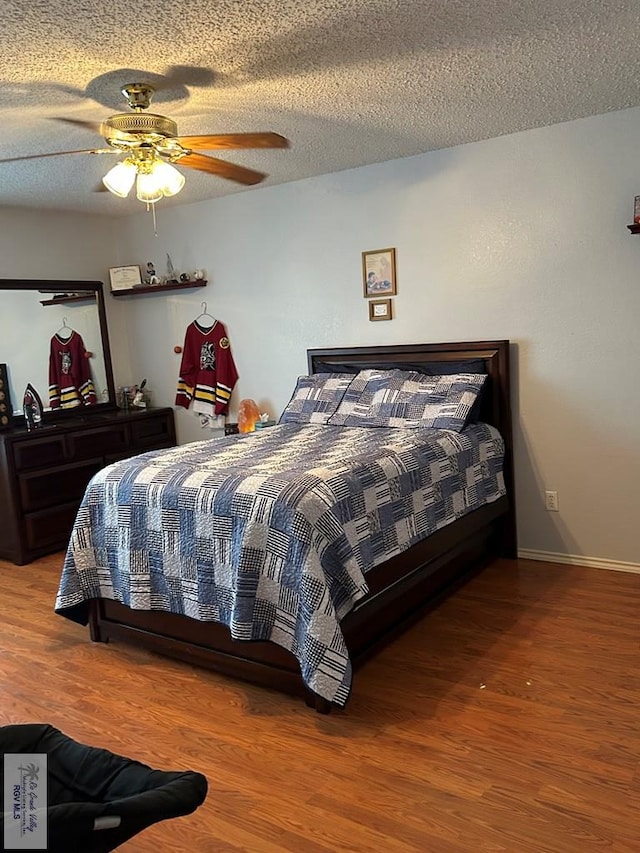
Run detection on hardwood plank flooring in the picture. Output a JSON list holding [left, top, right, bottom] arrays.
[[1, 554, 639, 851]]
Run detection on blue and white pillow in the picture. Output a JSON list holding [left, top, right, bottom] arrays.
[[328, 370, 486, 432], [323, 369, 398, 426], [278, 373, 354, 425]]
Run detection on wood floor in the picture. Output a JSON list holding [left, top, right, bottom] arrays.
[[1, 554, 639, 852]]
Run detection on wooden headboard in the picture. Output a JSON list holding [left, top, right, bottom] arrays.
[[307, 340, 515, 528]]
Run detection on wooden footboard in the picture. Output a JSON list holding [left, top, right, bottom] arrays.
[[89, 496, 510, 712]]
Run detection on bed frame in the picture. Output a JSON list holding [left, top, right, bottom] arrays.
[[88, 340, 516, 712]]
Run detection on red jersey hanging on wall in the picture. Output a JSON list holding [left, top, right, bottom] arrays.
[[175, 320, 238, 416], [49, 331, 97, 408]]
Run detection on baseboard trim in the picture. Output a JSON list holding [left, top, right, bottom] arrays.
[[517, 549, 640, 574]]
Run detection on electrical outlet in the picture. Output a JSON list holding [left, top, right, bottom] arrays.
[[545, 490, 559, 512]]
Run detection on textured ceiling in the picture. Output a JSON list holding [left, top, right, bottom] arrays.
[[1, 0, 639, 216]]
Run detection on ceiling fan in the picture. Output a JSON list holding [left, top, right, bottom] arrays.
[[0, 82, 289, 203]]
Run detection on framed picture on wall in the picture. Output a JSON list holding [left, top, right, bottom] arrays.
[[362, 248, 397, 297], [108, 265, 142, 292], [0, 363, 13, 430], [369, 298, 393, 322]]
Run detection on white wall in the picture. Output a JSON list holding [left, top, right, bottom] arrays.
[[5, 104, 640, 567], [0, 207, 116, 280], [111, 106, 640, 568]]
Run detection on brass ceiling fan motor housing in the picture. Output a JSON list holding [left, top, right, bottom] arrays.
[[100, 112, 179, 146], [101, 83, 178, 147]]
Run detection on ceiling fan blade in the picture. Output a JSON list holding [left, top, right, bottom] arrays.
[[175, 132, 289, 151], [52, 117, 103, 134], [177, 152, 267, 185], [0, 148, 116, 164]]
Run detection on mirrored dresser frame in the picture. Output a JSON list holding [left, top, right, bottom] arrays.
[[0, 279, 176, 564]]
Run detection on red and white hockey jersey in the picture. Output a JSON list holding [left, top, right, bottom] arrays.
[[49, 331, 97, 409], [175, 320, 238, 416]]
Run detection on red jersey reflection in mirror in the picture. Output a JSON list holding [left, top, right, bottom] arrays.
[[49, 331, 97, 408]]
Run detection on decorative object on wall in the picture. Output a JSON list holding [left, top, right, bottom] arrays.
[[362, 248, 397, 297], [109, 265, 143, 291], [175, 310, 238, 428], [0, 364, 13, 430], [368, 298, 393, 322]]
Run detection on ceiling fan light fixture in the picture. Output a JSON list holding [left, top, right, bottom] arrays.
[[102, 159, 136, 197], [135, 169, 164, 204], [152, 160, 185, 197]]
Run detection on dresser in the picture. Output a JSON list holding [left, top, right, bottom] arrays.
[[0, 407, 176, 565]]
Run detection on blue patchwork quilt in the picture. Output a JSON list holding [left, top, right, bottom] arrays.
[[55, 422, 506, 706]]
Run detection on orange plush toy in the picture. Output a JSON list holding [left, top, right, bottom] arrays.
[[237, 398, 260, 433]]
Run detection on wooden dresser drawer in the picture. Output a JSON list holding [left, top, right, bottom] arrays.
[[66, 425, 129, 459], [23, 502, 81, 551], [19, 458, 104, 511], [13, 434, 66, 471], [129, 414, 174, 447], [0, 407, 176, 564]]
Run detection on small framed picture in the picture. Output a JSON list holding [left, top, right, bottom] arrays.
[[362, 248, 397, 297], [369, 298, 392, 321], [109, 265, 142, 292], [634, 196, 640, 224]]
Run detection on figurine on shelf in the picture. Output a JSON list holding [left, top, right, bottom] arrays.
[[166, 254, 179, 284], [146, 261, 160, 285]]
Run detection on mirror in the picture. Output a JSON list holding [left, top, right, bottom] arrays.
[[1, 279, 116, 421]]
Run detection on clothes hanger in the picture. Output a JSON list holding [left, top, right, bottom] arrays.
[[194, 302, 215, 328], [56, 317, 73, 339]]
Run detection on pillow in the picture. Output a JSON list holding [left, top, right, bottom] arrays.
[[327, 370, 487, 432], [323, 369, 399, 426], [278, 373, 354, 425]]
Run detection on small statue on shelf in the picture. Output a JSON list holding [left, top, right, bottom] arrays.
[[146, 262, 160, 285], [166, 254, 179, 283]]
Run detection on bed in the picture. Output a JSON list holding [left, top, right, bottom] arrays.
[[55, 340, 515, 713]]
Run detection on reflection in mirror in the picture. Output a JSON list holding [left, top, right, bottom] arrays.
[[1, 280, 115, 418]]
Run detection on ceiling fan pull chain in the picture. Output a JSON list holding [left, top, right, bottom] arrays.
[[150, 201, 158, 237]]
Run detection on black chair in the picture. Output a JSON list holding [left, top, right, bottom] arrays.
[[0, 724, 208, 852]]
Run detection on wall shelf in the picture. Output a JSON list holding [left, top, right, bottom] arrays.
[[110, 280, 207, 298], [39, 294, 95, 306], [627, 224, 640, 234]]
